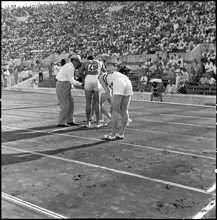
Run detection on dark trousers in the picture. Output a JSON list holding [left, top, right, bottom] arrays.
[[56, 81, 74, 125]]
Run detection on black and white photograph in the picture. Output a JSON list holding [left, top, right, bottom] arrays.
[[1, 1, 216, 219]]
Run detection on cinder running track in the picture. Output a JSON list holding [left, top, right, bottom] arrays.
[[1, 90, 216, 219]]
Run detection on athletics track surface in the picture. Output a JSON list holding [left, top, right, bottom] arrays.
[[1, 89, 216, 219]]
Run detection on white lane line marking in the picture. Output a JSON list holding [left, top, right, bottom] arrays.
[[2, 104, 215, 120], [120, 142, 215, 160], [192, 199, 216, 219], [2, 125, 215, 160], [3, 110, 60, 115], [9, 112, 213, 129], [132, 111, 215, 120], [131, 99, 215, 108], [2, 115, 215, 140], [206, 183, 216, 193], [2, 114, 55, 121], [8, 109, 85, 115], [138, 119, 215, 128], [2, 192, 67, 219], [2, 145, 211, 195], [129, 128, 215, 140], [2, 110, 85, 116], [2, 111, 85, 122], [48, 127, 73, 133], [15, 154, 31, 158], [2, 104, 58, 110]]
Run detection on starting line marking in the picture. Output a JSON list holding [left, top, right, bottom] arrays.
[[2, 192, 67, 219], [2, 145, 213, 195]]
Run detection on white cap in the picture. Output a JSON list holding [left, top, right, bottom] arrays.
[[70, 54, 81, 62]]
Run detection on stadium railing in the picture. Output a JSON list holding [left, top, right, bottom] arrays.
[[186, 84, 216, 95]]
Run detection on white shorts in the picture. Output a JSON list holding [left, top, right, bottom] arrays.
[[84, 75, 101, 91], [112, 78, 133, 96]]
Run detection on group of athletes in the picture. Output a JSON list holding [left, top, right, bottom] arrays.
[[76, 55, 133, 140]]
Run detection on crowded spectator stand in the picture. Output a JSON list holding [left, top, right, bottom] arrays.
[[1, 1, 216, 95], [2, 1, 215, 59]]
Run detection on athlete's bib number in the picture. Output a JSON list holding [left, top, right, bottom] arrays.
[[88, 63, 98, 72]]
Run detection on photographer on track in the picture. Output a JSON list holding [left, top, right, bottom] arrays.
[[150, 81, 163, 102]]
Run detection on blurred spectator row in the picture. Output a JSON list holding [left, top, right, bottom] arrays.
[[2, 1, 216, 62], [137, 52, 215, 84]]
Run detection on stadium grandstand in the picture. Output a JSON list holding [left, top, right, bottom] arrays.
[[1, 1, 216, 94]]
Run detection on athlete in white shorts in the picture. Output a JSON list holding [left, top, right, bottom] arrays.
[[84, 75, 102, 91], [112, 77, 133, 96], [98, 68, 133, 140], [79, 55, 107, 128]]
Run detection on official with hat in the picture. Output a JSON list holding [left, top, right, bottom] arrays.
[[55, 54, 82, 127]]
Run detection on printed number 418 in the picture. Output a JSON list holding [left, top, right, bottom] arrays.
[[88, 64, 98, 71]]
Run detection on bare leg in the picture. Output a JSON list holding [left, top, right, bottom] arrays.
[[85, 90, 93, 127], [93, 91, 101, 125], [110, 95, 123, 136], [118, 95, 131, 136], [100, 93, 111, 120], [91, 97, 95, 121]]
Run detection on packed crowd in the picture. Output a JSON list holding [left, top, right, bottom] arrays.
[[136, 50, 216, 94], [2, 1, 216, 62], [2, 47, 216, 91]]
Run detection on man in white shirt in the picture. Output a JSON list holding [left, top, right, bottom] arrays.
[[182, 66, 189, 83], [3, 68, 11, 88], [21, 68, 29, 81], [207, 49, 216, 65], [139, 72, 148, 92], [175, 64, 184, 91], [1, 70, 5, 87], [191, 58, 201, 77], [165, 80, 176, 94], [168, 56, 177, 68], [205, 59, 214, 75], [55, 54, 82, 127], [52, 62, 60, 76], [206, 74, 216, 86], [199, 73, 208, 85], [144, 58, 152, 70]]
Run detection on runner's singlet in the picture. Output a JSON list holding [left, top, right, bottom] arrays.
[[85, 60, 103, 75]]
